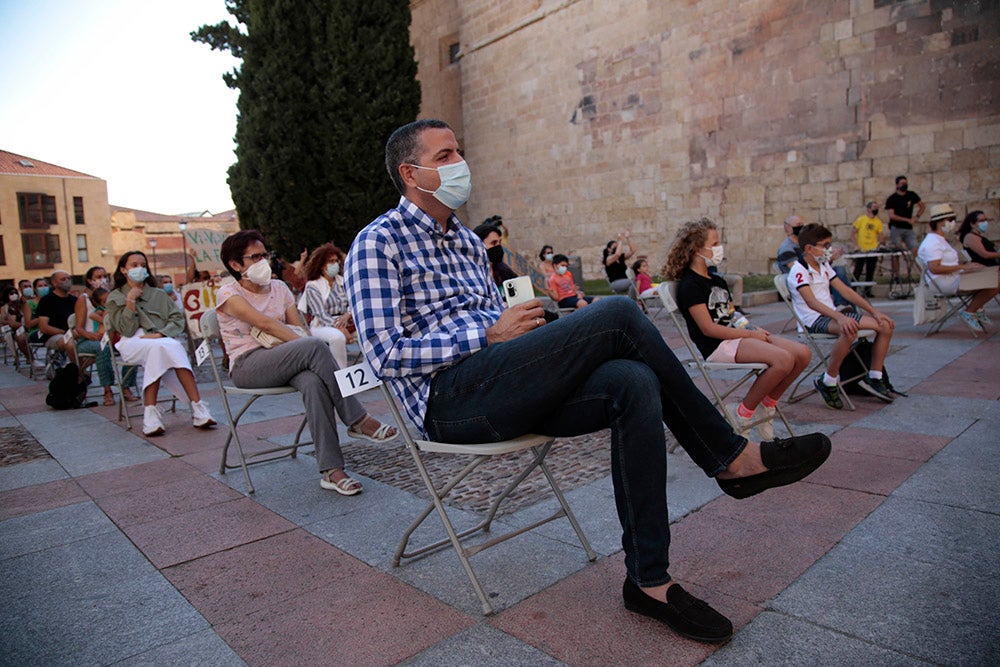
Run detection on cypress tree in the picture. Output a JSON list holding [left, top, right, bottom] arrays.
[[192, 0, 420, 258]]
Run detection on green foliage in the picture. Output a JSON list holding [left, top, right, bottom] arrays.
[[192, 0, 420, 259]]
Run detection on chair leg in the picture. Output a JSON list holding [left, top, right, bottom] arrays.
[[535, 449, 597, 561]]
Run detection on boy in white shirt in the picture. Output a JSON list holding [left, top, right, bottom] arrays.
[[788, 224, 897, 408]]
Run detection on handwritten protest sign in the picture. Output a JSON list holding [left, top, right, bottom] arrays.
[[183, 228, 230, 272]]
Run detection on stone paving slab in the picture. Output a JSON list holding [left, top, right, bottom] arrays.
[[0, 501, 114, 561], [0, 477, 87, 521], [770, 495, 1000, 666], [0, 456, 66, 491], [891, 418, 999, 514], [0, 524, 209, 666], [702, 611, 929, 666], [122, 497, 297, 569], [113, 628, 247, 667], [402, 623, 567, 667], [492, 554, 760, 667]]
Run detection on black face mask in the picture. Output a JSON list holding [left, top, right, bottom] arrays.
[[486, 245, 504, 265], [871, 208, 879, 215], [898, 184, 908, 192]]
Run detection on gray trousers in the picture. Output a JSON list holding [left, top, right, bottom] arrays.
[[229, 337, 365, 472]]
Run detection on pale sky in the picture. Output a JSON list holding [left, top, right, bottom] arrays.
[[0, 0, 240, 215]]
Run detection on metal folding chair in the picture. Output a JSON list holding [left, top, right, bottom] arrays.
[[199, 308, 309, 494], [773, 275, 875, 411], [371, 378, 596, 615], [658, 283, 795, 439], [913, 256, 981, 337]]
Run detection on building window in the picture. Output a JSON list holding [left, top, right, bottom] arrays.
[[0, 237, 6, 266], [17, 192, 57, 229], [74, 197, 85, 225], [449, 42, 460, 63], [76, 234, 89, 263], [22, 234, 60, 269]]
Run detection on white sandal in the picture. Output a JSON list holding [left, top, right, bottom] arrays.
[[320, 472, 362, 495], [347, 417, 397, 443]]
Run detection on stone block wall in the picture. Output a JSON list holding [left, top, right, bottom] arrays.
[[411, 0, 1000, 277]]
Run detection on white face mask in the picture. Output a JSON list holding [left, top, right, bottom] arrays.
[[556, 265, 568, 275], [941, 220, 957, 234], [702, 245, 725, 266], [817, 247, 834, 264], [244, 258, 272, 286], [410, 160, 472, 210], [544, 253, 554, 261], [325, 262, 340, 278]]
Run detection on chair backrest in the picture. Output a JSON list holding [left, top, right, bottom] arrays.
[[773, 273, 791, 301], [200, 308, 220, 340], [625, 267, 636, 282], [657, 281, 709, 364]]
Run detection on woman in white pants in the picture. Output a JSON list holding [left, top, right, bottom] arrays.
[[298, 243, 354, 368], [105, 251, 216, 437]]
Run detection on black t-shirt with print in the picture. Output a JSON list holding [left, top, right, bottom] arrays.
[[885, 191, 921, 230], [676, 267, 734, 359]]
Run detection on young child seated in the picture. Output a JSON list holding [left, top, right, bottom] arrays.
[[666, 219, 811, 439], [788, 223, 898, 408], [632, 259, 658, 298], [546, 254, 593, 309]]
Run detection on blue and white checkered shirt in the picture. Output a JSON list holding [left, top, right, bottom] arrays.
[[345, 197, 504, 432]]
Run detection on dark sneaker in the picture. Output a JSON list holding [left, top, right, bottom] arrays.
[[623, 578, 732, 643], [857, 376, 894, 403], [813, 377, 843, 410], [717, 432, 832, 499]]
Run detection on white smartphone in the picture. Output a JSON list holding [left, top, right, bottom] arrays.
[[502, 276, 535, 307]]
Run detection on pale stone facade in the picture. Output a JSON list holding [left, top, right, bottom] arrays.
[[0, 151, 114, 285], [410, 0, 1000, 277]]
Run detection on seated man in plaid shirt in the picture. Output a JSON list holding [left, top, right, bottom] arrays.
[[344, 119, 830, 643]]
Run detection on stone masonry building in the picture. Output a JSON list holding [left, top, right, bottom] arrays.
[[410, 0, 1000, 277]]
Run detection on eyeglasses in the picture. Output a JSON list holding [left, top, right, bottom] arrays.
[[241, 251, 273, 263], [816, 242, 832, 249]]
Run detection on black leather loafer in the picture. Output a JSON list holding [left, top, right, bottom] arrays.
[[622, 578, 733, 643], [717, 432, 832, 499]]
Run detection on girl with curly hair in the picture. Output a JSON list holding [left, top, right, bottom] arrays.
[[667, 219, 810, 440]]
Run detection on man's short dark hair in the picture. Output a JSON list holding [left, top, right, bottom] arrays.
[[895, 175, 907, 184], [220, 230, 266, 281], [472, 223, 501, 241], [798, 223, 832, 250], [552, 253, 569, 264], [385, 119, 451, 195]]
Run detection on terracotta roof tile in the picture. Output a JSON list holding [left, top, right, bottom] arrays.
[[0, 150, 100, 179], [109, 205, 239, 223]]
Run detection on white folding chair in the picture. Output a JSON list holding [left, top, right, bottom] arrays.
[[346, 371, 596, 616], [199, 308, 309, 494], [773, 275, 875, 411], [913, 256, 979, 337], [658, 283, 796, 439]]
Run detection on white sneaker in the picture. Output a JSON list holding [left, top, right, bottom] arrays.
[[757, 405, 776, 441], [143, 405, 165, 437], [726, 402, 754, 438], [191, 400, 216, 429]]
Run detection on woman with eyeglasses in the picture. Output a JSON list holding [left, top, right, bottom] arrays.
[[105, 250, 216, 436], [215, 230, 397, 496]]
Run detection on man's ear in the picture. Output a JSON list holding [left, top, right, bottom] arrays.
[[399, 163, 419, 190]]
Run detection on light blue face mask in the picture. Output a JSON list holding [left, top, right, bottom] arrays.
[[127, 267, 149, 283], [162, 283, 174, 294], [410, 159, 472, 210], [36, 286, 50, 298], [977, 221, 989, 234]]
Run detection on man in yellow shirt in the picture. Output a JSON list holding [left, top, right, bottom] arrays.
[[851, 201, 887, 295]]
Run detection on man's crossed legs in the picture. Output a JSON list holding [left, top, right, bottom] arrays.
[[424, 297, 830, 642]]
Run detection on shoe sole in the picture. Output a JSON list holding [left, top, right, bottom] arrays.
[[320, 479, 363, 496], [623, 599, 732, 643], [143, 427, 165, 437], [856, 380, 894, 403], [193, 420, 217, 429]]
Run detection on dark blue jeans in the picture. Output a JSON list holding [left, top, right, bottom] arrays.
[[424, 297, 746, 587]]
